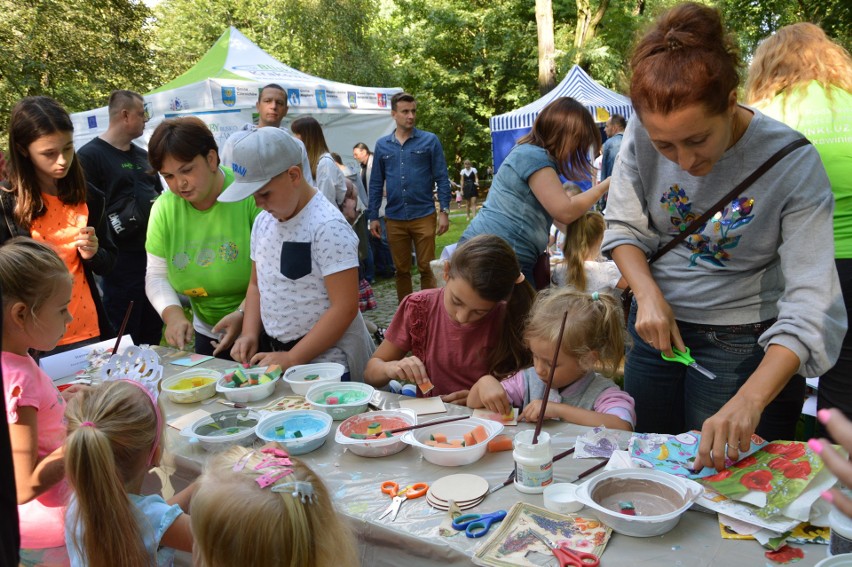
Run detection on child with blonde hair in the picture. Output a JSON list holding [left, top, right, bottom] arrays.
[[468, 287, 635, 430], [64, 380, 193, 567], [3, 237, 76, 563], [191, 445, 359, 567], [552, 210, 625, 294]]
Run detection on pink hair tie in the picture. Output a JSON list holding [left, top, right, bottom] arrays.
[[80, 421, 96, 428]]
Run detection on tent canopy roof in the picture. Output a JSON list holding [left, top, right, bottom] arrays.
[[490, 65, 633, 132]]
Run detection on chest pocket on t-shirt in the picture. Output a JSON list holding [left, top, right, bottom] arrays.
[[280, 242, 312, 280]]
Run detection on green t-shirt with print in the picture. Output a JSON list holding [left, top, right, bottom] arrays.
[[757, 82, 852, 258], [146, 167, 262, 327]]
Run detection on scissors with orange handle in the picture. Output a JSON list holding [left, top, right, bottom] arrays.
[[378, 480, 429, 521], [530, 530, 599, 567]]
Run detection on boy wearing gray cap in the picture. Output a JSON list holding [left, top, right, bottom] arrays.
[[219, 127, 374, 380]]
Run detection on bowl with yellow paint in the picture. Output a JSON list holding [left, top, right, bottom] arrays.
[[161, 369, 222, 404]]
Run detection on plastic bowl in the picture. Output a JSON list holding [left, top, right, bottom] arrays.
[[255, 410, 333, 455], [575, 468, 703, 537], [401, 417, 503, 467], [305, 382, 374, 421], [283, 363, 344, 396], [543, 483, 584, 514], [335, 409, 416, 457], [179, 409, 260, 452], [215, 366, 281, 403], [161, 369, 221, 404]]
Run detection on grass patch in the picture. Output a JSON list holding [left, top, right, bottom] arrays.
[[436, 213, 472, 258]]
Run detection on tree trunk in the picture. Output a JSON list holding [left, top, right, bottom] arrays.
[[535, 0, 556, 95], [573, 0, 611, 62]]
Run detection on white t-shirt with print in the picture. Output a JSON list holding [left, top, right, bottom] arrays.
[[251, 193, 359, 365]]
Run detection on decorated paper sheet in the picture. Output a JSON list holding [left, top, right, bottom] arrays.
[[573, 426, 623, 459], [628, 431, 766, 479], [473, 503, 610, 567], [698, 441, 822, 518]]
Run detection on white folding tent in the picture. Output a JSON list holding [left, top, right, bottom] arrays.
[[490, 65, 634, 172], [70, 27, 401, 166]]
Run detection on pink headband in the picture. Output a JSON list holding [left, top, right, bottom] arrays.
[[119, 379, 162, 467]]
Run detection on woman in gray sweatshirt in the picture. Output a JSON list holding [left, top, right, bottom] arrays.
[[602, 2, 846, 472]]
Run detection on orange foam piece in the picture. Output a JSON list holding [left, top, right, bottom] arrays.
[[487, 434, 513, 453], [449, 439, 464, 447], [424, 440, 438, 447], [463, 432, 477, 447], [471, 425, 488, 444], [433, 433, 447, 444], [436, 443, 454, 448]]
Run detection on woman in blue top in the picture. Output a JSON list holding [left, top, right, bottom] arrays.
[[460, 97, 609, 288]]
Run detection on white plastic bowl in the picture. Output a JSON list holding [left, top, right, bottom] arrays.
[[255, 410, 333, 455], [401, 417, 503, 467], [216, 366, 280, 403], [161, 369, 221, 404], [179, 409, 261, 452], [284, 363, 344, 396], [335, 409, 416, 457], [544, 483, 584, 514], [305, 382, 374, 420], [575, 468, 703, 537]]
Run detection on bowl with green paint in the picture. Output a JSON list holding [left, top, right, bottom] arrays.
[[179, 409, 261, 452], [305, 382, 374, 420]]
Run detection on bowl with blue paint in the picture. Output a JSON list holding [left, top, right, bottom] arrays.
[[305, 382, 374, 420], [255, 410, 333, 455], [180, 409, 261, 453]]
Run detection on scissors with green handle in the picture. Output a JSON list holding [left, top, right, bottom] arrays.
[[661, 347, 716, 380]]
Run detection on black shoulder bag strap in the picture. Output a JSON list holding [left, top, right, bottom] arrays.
[[622, 136, 811, 317]]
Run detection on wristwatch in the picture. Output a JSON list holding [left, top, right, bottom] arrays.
[[439, 207, 450, 214]]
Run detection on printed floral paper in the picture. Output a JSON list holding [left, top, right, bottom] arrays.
[[473, 502, 610, 567], [699, 442, 822, 518]]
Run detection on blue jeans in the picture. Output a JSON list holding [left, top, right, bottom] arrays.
[[624, 299, 804, 440]]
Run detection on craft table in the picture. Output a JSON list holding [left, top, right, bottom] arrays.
[[136, 347, 828, 567]]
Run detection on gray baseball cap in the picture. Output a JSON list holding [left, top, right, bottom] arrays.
[[218, 127, 302, 203]]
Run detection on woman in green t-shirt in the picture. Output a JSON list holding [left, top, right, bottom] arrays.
[[747, 23, 852, 434], [145, 117, 261, 357]]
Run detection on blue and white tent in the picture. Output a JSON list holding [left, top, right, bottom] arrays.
[[490, 65, 633, 171]]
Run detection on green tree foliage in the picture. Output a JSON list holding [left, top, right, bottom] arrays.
[[151, 0, 394, 90], [384, 0, 539, 174], [0, 0, 158, 131]]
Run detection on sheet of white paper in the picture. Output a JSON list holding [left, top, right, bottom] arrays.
[[718, 513, 762, 535], [399, 397, 447, 416], [40, 335, 134, 381], [168, 408, 211, 431], [574, 426, 623, 459], [604, 450, 636, 471]]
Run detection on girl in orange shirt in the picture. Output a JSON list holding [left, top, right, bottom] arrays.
[[0, 96, 116, 353]]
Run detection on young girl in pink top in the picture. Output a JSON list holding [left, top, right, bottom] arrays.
[[468, 287, 636, 430], [364, 235, 534, 404], [2, 237, 77, 563]]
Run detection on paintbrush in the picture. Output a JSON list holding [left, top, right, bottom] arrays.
[[488, 447, 577, 495], [574, 459, 607, 481], [111, 301, 134, 355], [367, 414, 471, 438], [532, 310, 569, 445]]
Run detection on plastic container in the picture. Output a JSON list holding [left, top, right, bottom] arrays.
[[216, 367, 280, 403], [513, 430, 553, 494], [335, 409, 416, 457], [575, 468, 703, 537], [816, 553, 852, 567], [401, 417, 503, 467], [830, 507, 852, 556], [305, 382, 374, 420], [543, 483, 583, 514], [255, 410, 332, 455], [179, 409, 260, 452], [283, 363, 344, 396], [161, 369, 221, 404]]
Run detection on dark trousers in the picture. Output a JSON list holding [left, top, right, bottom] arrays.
[[102, 250, 163, 346], [818, 258, 852, 438]]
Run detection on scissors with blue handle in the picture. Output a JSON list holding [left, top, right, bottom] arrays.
[[530, 530, 599, 567], [661, 347, 716, 380], [378, 480, 428, 522], [451, 510, 507, 538]]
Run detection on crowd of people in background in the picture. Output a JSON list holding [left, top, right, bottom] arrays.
[[2, 2, 852, 565]]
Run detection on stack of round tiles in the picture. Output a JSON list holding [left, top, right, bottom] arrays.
[[426, 474, 489, 511]]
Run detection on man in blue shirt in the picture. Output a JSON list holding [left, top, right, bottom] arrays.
[[601, 114, 626, 181], [368, 92, 452, 302]]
